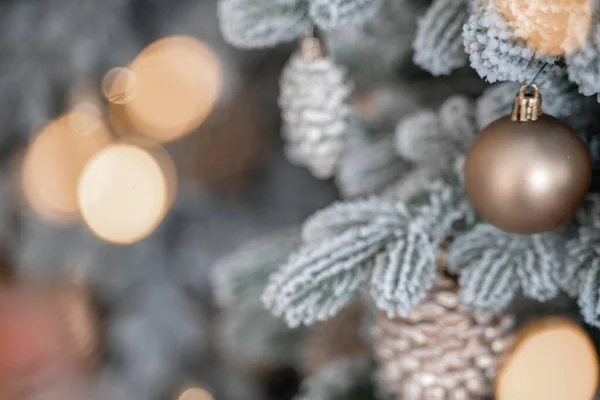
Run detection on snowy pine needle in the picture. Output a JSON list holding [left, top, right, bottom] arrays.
[[463, 0, 558, 83], [309, 0, 383, 31], [211, 227, 301, 308], [448, 224, 564, 313], [413, 0, 470, 76], [263, 179, 473, 326], [295, 358, 376, 400], [218, 0, 310, 48]]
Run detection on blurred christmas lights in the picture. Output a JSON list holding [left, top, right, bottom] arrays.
[[495, 0, 591, 55], [112, 35, 222, 143], [21, 111, 112, 223], [77, 142, 175, 244], [102, 67, 139, 105], [177, 386, 214, 400]]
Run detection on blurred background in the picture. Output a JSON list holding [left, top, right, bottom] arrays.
[[0, 1, 340, 399]]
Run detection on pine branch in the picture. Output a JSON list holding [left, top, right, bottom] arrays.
[[448, 224, 564, 313], [219, 299, 304, 367], [475, 82, 519, 130], [413, 0, 470, 76], [309, 0, 383, 31], [567, 15, 600, 97], [579, 261, 600, 328], [218, 0, 311, 48], [264, 179, 473, 326], [295, 358, 376, 400], [463, 0, 559, 83], [336, 124, 409, 199], [211, 227, 301, 308], [324, 0, 421, 86], [562, 195, 600, 297], [394, 95, 476, 174]]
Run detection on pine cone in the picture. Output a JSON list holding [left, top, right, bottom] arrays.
[[373, 276, 515, 400], [302, 301, 368, 377], [279, 38, 352, 179]]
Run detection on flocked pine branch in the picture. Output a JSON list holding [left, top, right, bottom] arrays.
[[218, 0, 310, 48], [211, 228, 305, 368], [447, 223, 564, 313], [295, 359, 377, 400], [579, 261, 600, 328], [335, 123, 408, 199], [219, 299, 304, 367], [413, 0, 470, 76], [394, 95, 476, 173], [211, 227, 301, 308], [463, 0, 559, 83], [324, 0, 422, 85], [309, 0, 383, 31], [263, 179, 474, 327], [567, 15, 600, 97], [562, 194, 600, 327]]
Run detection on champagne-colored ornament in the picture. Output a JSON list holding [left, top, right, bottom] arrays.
[[464, 84, 591, 234], [303, 301, 367, 377], [52, 282, 100, 370], [374, 272, 516, 399], [496, 317, 598, 400]]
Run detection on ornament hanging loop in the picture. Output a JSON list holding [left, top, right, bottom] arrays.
[[300, 28, 324, 62], [511, 84, 542, 122]]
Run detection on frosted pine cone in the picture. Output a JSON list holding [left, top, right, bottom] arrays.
[[279, 37, 352, 179], [373, 276, 515, 400]]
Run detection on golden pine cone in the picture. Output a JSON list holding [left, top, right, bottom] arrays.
[[302, 301, 368, 377], [52, 283, 101, 370], [373, 276, 516, 400]]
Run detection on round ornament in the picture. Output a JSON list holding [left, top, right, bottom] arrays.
[[464, 84, 591, 234], [496, 317, 598, 400]]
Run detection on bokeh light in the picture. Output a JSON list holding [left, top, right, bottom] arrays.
[[77, 142, 175, 244], [22, 111, 112, 222], [178, 387, 214, 400], [120, 35, 222, 143], [495, 0, 592, 55], [102, 67, 139, 105], [0, 287, 72, 399], [496, 317, 598, 400]]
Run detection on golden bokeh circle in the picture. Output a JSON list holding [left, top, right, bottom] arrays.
[[102, 67, 139, 105], [496, 317, 598, 400], [495, 0, 592, 55], [124, 36, 222, 143], [77, 143, 174, 244], [178, 387, 214, 400], [22, 112, 112, 222]]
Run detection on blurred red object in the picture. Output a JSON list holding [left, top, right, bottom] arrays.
[[0, 286, 80, 400]]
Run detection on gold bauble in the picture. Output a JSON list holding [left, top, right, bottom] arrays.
[[464, 85, 590, 234]]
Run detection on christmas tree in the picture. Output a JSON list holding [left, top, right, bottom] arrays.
[[2, 0, 600, 400], [214, 0, 600, 399]]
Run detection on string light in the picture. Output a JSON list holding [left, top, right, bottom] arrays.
[[21, 111, 112, 222], [77, 143, 175, 244], [117, 35, 222, 143]]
